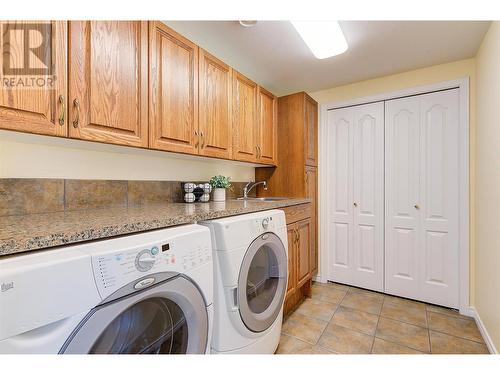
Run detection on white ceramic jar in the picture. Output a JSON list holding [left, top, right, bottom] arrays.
[[212, 188, 226, 202]]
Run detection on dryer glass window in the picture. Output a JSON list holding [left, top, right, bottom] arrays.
[[89, 297, 188, 354], [246, 245, 280, 314]]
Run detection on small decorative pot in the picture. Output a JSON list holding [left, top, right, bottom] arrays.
[[212, 188, 226, 202]]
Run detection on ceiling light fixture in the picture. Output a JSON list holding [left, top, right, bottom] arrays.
[[239, 21, 257, 28], [291, 21, 348, 59]]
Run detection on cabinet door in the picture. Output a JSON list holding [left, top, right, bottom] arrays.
[[305, 95, 318, 166], [149, 22, 198, 154], [69, 21, 148, 147], [296, 218, 311, 287], [257, 87, 277, 165], [352, 102, 384, 291], [285, 224, 296, 300], [305, 166, 318, 275], [0, 21, 67, 136], [198, 49, 232, 159], [232, 71, 258, 162], [327, 107, 354, 284]]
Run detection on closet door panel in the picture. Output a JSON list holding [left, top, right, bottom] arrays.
[[419, 89, 459, 308], [385, 97, 420, 298], [352, 102, 384, 291], [327, 108, 354, 284]]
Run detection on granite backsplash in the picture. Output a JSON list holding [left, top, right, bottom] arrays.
[[0, 179, 256, 217]]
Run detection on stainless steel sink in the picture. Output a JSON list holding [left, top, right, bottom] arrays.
[[236, 197, 289, 201]]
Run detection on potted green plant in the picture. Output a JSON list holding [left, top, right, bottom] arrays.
[[209, 175, 232, 202]]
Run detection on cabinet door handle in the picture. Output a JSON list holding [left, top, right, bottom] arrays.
[[257, 145, 261, 159], [414, 204, 420, 210], [200, 131, 205, 148], [194, 130, 199, 147], [72, 99, 80, 128], [353, 202, 358, 207], [58, 95, 65, 126]]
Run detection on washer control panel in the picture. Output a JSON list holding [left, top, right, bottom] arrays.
[[89, 228, 212, 299], [135, 248, 157, 272]]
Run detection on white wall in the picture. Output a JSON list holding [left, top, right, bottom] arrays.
[[0, 131, 255, 182], [475, 21, 500, 352]]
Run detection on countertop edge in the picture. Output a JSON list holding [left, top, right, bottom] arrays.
[[0, 199, 310, 257]]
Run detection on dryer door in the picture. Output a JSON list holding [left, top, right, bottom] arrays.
[[60, 274, 208, 354], [237, 232, 287, 333]]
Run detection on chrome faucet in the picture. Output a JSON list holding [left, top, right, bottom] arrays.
[[243, 181, 267, 198]]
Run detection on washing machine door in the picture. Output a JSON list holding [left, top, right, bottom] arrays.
[[237, 232, 287, 333], [60, 273, 207, 354]]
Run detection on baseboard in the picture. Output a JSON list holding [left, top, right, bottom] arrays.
[[469, 306, 498, 354], [312, 275, 322, 283]]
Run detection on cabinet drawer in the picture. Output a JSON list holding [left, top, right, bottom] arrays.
[[283, 203, 311, 224]]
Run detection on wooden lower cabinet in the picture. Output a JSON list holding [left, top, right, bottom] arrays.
[[283, 204, 313, 316], [296, 218, 311, 287], [285, 225, 297, 302], [305, 166, 318, 275]]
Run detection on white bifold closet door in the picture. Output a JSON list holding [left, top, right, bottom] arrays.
[[385, 89, 460, 308], [327, 102, 384, 292]]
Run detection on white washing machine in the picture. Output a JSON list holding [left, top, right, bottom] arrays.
[[200, 209, 288, 354], [0, 224, 213, 354]]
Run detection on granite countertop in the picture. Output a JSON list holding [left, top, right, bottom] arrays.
[[0, 198, 310, 256]]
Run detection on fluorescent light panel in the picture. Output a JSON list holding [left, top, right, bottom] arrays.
[[291, 21, 348, 59]]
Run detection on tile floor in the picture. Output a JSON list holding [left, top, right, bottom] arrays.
[[276, 282, 489, 354]]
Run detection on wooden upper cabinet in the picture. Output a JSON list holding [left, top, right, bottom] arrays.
[[257, 87, 277, 165], [296, 218, 312, 287], [232, 71, 258, 163], [0, 21, 67, 137], [149, 22, 198, 154], [199, 49, 232, 159], [305, 94, 318, 166], [68, 21, 148, 147]]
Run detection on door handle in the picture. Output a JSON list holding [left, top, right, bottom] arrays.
[[353, 202, 358, 207], [194, 130, 199, 147], [72, 99, 80, 128], [200, 131, 205, 148], [414, 204, 420, 210], [58, 95, 65, 126]]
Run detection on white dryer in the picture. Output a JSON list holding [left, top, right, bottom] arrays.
[[200, 209, 288, 354], [0, 225, 213, 354]]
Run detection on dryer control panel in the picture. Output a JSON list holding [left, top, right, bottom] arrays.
[[87, 226, 212, 300], [252, 213, 284, 236]]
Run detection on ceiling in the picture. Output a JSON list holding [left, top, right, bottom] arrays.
[[163, 21, 490, 96]]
